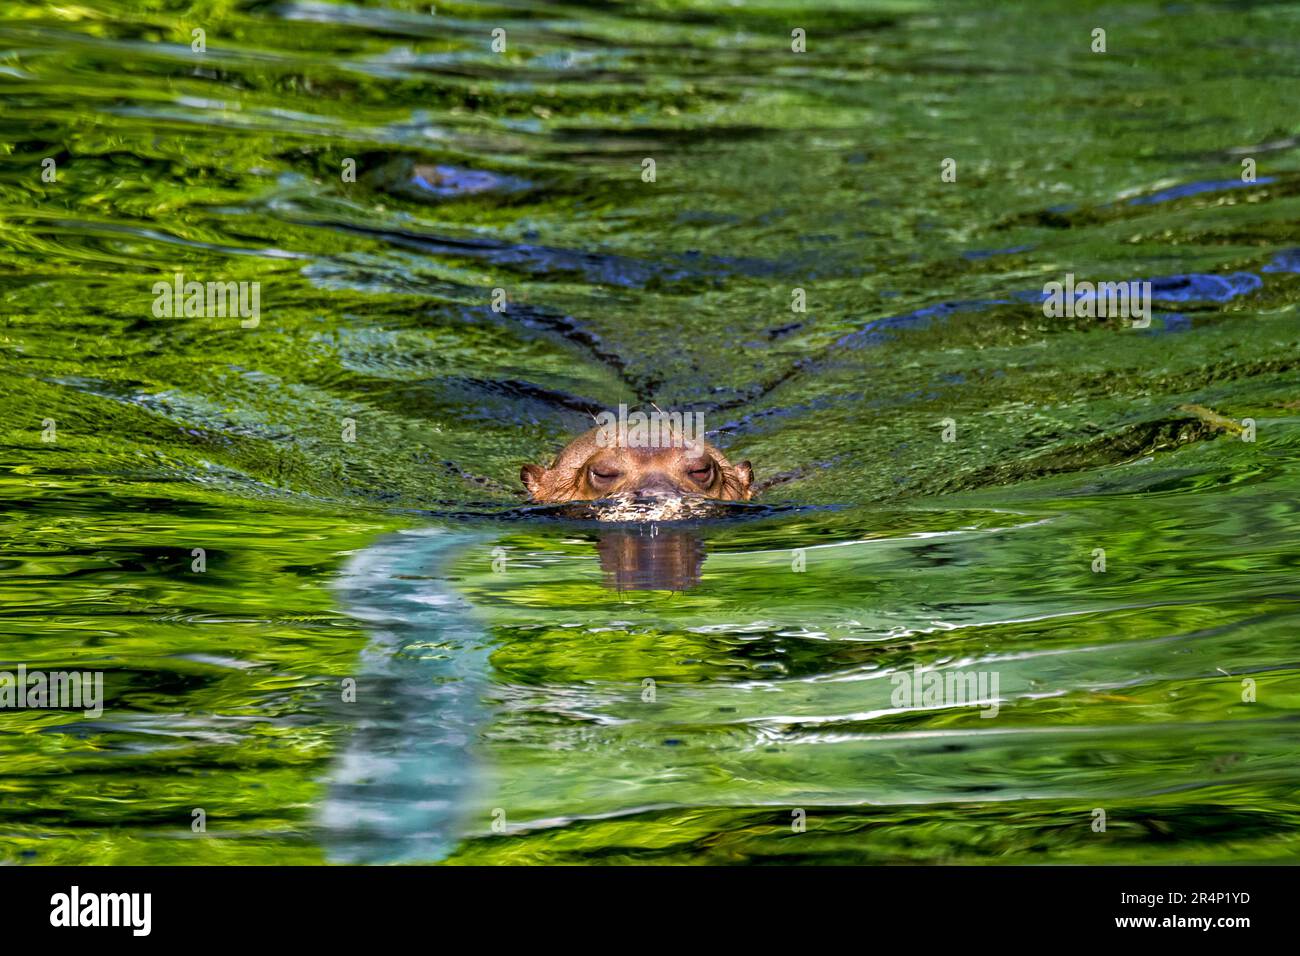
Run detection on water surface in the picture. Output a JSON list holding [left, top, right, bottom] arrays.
[[2, 0, 1299, 864]]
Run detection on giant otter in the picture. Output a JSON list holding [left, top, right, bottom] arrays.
[[520, 425, 753, 505]]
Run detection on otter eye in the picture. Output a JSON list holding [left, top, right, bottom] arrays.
[[686, 461, 714, 483], [589, 466, 621, 481]]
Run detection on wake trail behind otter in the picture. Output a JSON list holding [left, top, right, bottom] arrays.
[[323, 527, 494, 863]]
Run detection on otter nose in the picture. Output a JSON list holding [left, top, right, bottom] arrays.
[[633, 473, 681, 498]]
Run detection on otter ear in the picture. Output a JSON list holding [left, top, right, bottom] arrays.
[[736, 460, 753, 493], [520, 463, 546, 499]]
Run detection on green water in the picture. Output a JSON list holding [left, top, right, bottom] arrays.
[[2, 0, 1299, 864]]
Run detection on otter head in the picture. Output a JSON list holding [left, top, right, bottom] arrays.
[[521, 426, 753, 503]]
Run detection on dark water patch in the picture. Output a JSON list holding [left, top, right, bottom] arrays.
[[1263, 248, 1300, 273], [1150, 271, 1262, 302], [308, 220, 786, 290], [375, 375, 606, 424], [407, 163, 531, 198], [1127, 177, 1277, 205], [461, 302, 654, 398], [935, 414, 1229, 494], [835, 299, 1011, 350], [962, 245, 1033, 259], [996, 175, 1295, 231], [832, 260, 1281, 355]]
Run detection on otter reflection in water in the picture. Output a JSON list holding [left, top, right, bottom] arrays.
[[595, 525, 705, 591]]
